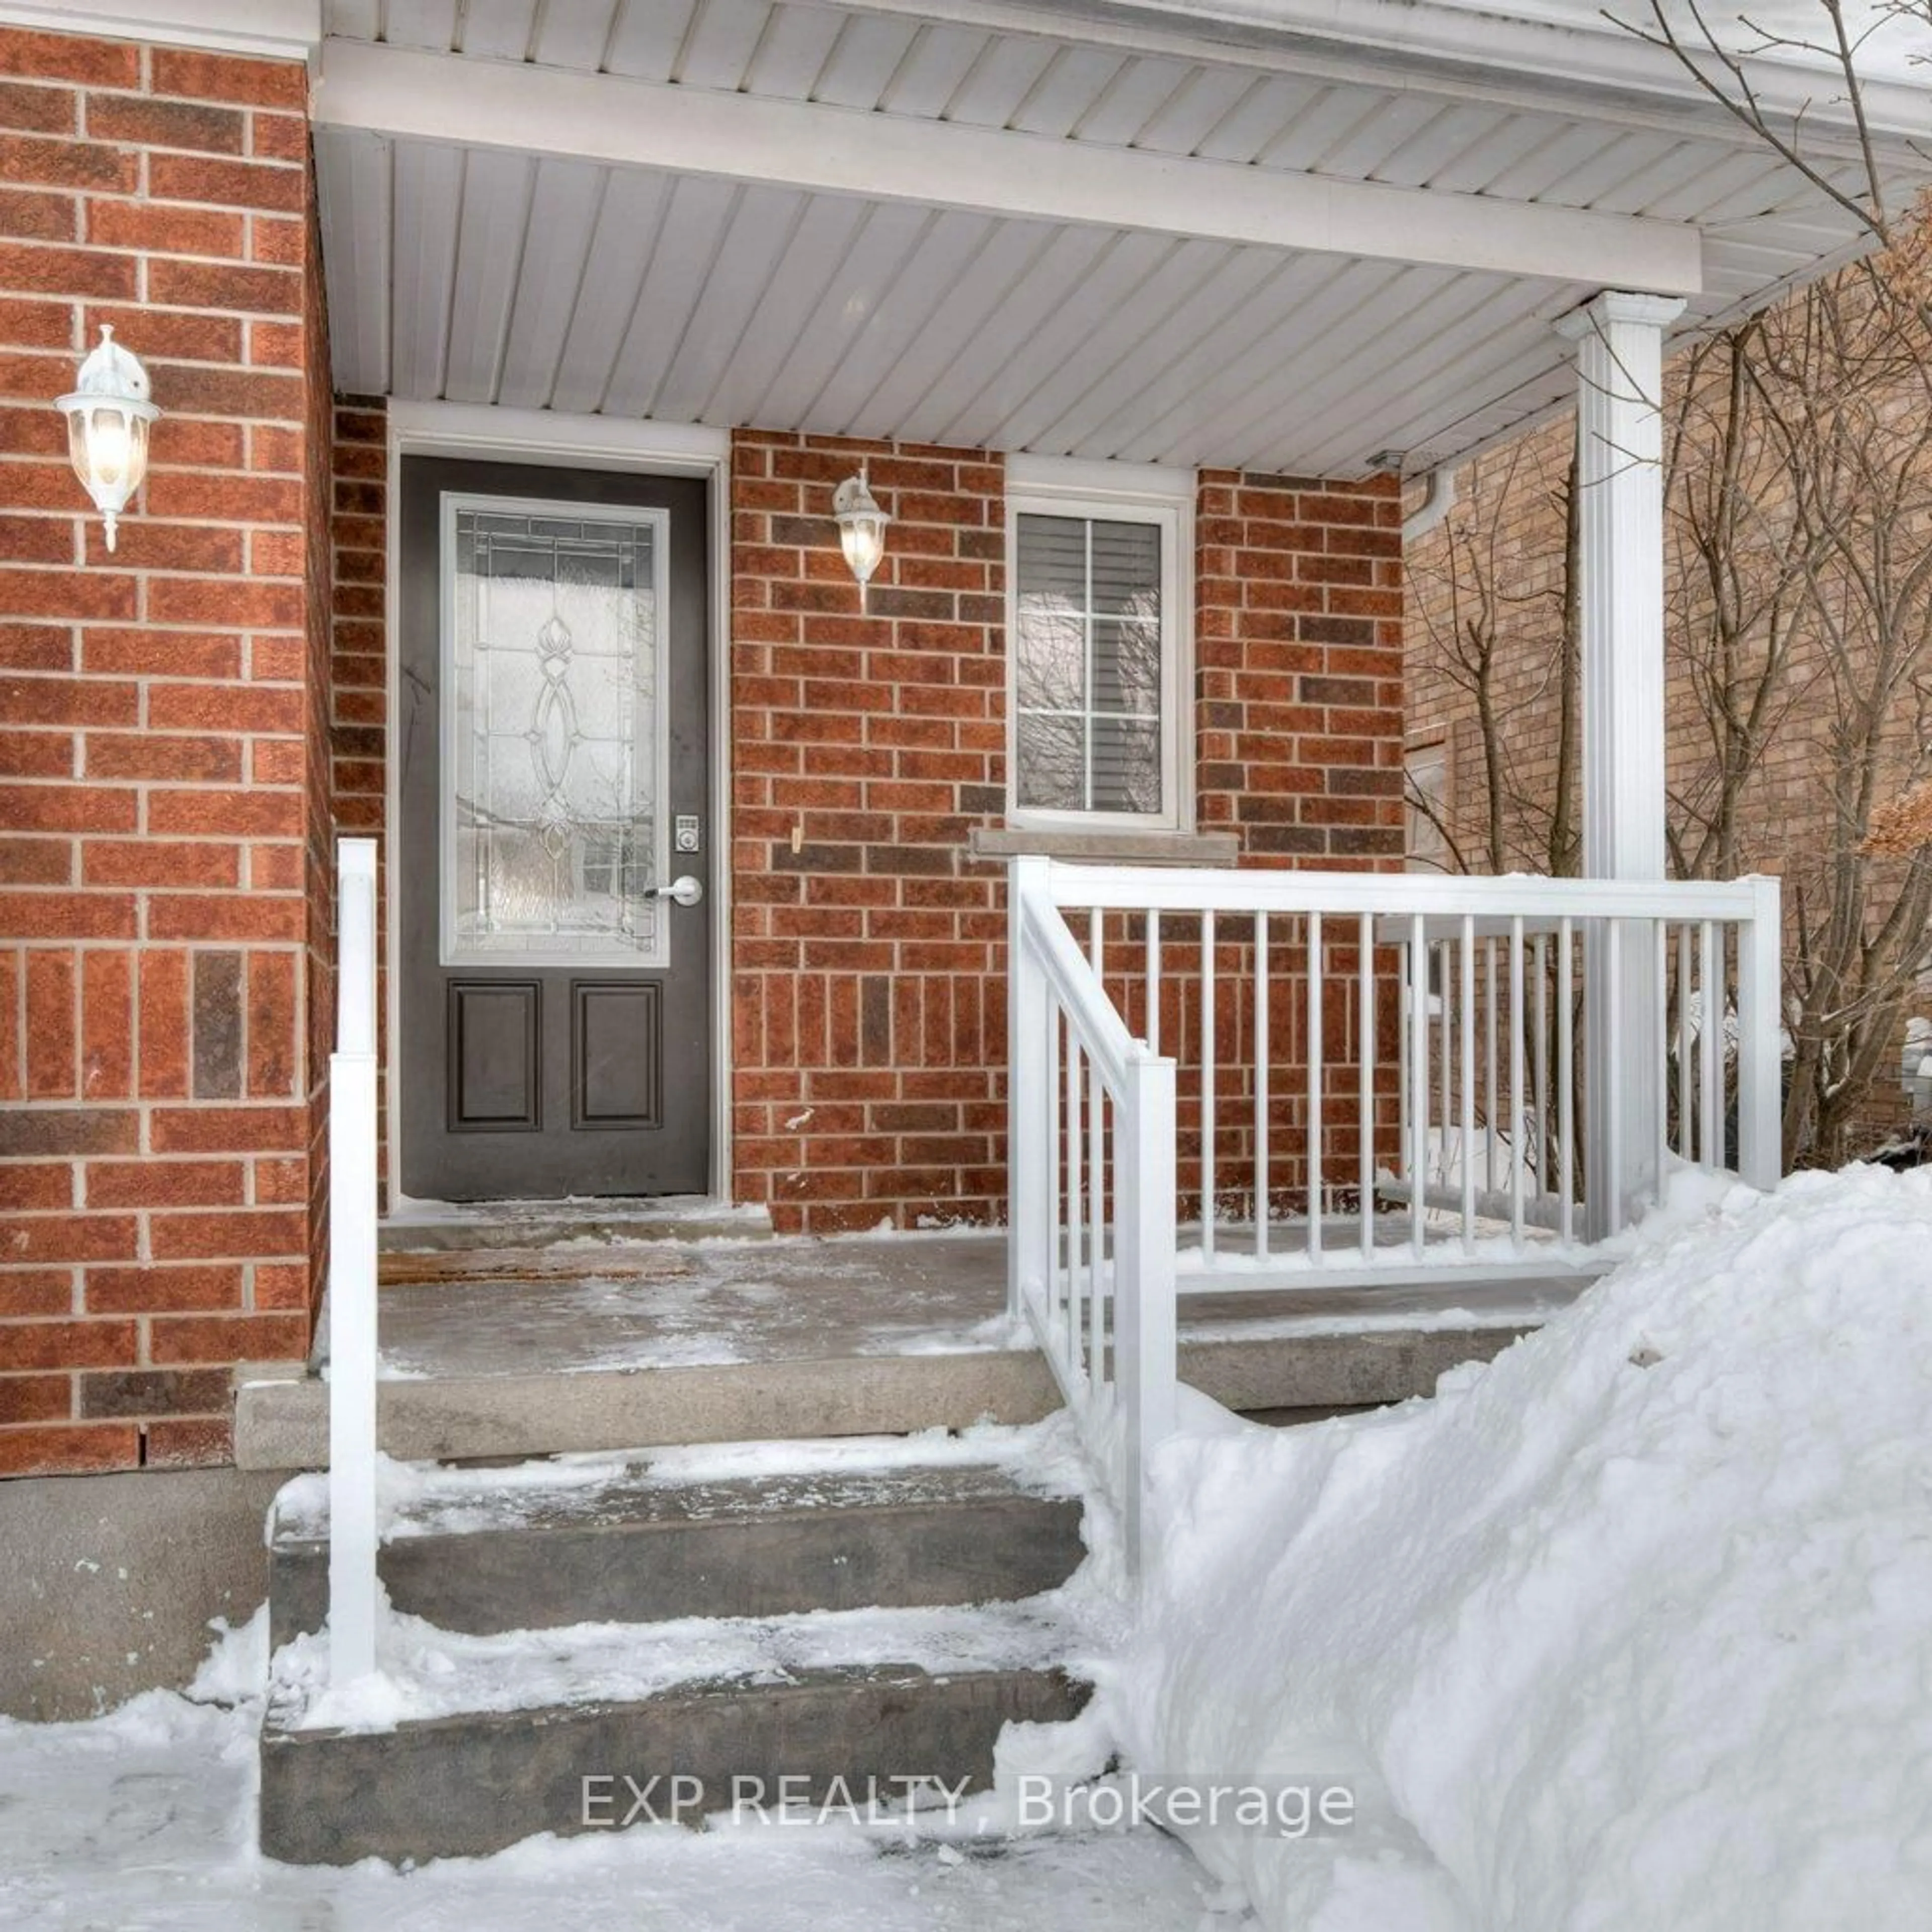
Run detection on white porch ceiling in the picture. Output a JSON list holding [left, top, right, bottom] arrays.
[[312, 0, 1932, 476]]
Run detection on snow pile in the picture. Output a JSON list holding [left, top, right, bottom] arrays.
[[1112, 1165, 1932, 1931]]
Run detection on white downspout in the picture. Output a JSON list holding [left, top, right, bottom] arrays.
[[1402, 465, 1456, 544]]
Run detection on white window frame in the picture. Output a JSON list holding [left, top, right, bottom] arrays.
[[1004, 456, 1194, 835]]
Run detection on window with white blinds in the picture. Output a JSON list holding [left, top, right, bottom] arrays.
[[1008, 493, 1184, 827]]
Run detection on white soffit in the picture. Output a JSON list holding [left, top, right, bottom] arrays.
[[311, 0, 1932, 475]]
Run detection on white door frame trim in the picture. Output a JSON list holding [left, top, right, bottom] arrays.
[[380, 398, 735, 1208]]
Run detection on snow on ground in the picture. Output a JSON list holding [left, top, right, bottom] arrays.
[[1107, 1164, 1932, 1931], [0, 1684, 1246, 1931], [17, 1166, 1932, 1926]]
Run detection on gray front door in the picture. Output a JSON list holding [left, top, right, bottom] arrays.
[[398, 457, 710, 1200]]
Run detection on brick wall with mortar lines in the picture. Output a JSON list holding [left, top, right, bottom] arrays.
[[0, 28, 328, 1477], [731, 431, 1009, 1234], [1179, 470, 1405, 1215], [730, 444, 1407, 1230]]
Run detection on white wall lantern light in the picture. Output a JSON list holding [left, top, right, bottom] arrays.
[[833, 464, 890, 611], [57, 326, 159, 553]]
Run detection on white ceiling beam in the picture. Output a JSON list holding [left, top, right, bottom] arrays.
[[312, 39, 1707, 297]]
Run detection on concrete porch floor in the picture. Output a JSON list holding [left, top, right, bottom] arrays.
[[234, 1227, 1588, 1471]]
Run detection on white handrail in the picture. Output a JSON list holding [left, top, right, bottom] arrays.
[[1046, 863, 1771, 922], [1008, 857, 1176, 1580], [328, 838, 381, 1690]]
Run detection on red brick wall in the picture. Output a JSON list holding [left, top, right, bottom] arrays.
[[1196, 469, 1405, 862], [731, 431, 1009, 1233], [728, 441, 1406, 1232], [0, 28, 327, 1476], [1167, 470, 1406, 1219]]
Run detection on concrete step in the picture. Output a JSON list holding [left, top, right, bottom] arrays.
[[259, 1660, 1087, 1865], [235, 1324, 1530, 1469], [267, 1459, 1086, 1648]]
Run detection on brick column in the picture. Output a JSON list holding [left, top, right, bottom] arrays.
[[0, 27, 330, 1475]]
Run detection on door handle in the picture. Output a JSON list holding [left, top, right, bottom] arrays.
[[646, 874, 704, 908]]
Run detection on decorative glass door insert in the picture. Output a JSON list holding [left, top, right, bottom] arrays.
[[440, 495, 670, 967]]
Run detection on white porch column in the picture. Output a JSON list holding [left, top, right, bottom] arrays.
[[1555, 291, 1684, 1237]]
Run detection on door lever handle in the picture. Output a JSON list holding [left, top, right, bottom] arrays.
[[646, 874, 703, 908]]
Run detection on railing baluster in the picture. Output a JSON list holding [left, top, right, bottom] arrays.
[[1559, 914, 1575, 1246], [1510, 914, 1526, 1248], [1700, 919, 1720, 1169], [1358, 911, 1375, 1263], [1396, 926, 1409, 1217], [1485, 937, 1499, 1194], [1046, 990, 1062, 1318], [1065, 1012, 1080, 1372], [1605, 919, 1624, 1237], [1675, 923, 1693, 1163], [1533, 932, 1549, 1199], [1067, 1020, 1083, 1381], [1409, 913, 1428, 1261], [1436, 937, 1451, 1189], [1200, 909, 1216, 1267], [1460, 914, 1476, 1253], [1306, 912, 1322, 1267], [1255, 912, 1270, 1263], [1654, 920, 1669, 1205], [1089, 910, 1105, 1387], [1146, 909, 1160, 1054]]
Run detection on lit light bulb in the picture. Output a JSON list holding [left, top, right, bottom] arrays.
[[55, 326, 159, 553]]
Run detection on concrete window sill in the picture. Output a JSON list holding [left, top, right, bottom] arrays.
[[967, 827, 1240, 868]]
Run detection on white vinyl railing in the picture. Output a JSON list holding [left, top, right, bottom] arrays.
[[1008, 856, 1783, 1574], [327, 838, 380, 1689], [1007, 859, 1177, 1576]]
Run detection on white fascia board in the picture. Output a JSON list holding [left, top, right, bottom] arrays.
[[0, 0, 321, 60], [861, 0, 1932, 144], [312, 40, 1705, 297]]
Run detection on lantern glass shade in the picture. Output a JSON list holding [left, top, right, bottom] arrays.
[[838, 512, 887, 584], [66, 402, 150, 497], [832, 467, 890, 597], [56, 326, 159, 552]]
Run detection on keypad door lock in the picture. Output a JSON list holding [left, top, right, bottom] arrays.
[[675, 814, 701, 854]]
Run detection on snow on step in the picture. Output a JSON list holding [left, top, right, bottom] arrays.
[[268, 1422, 1091, 1641], [269, 1593, 1091, 1733], [257, 1417, 1113, 1865]]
